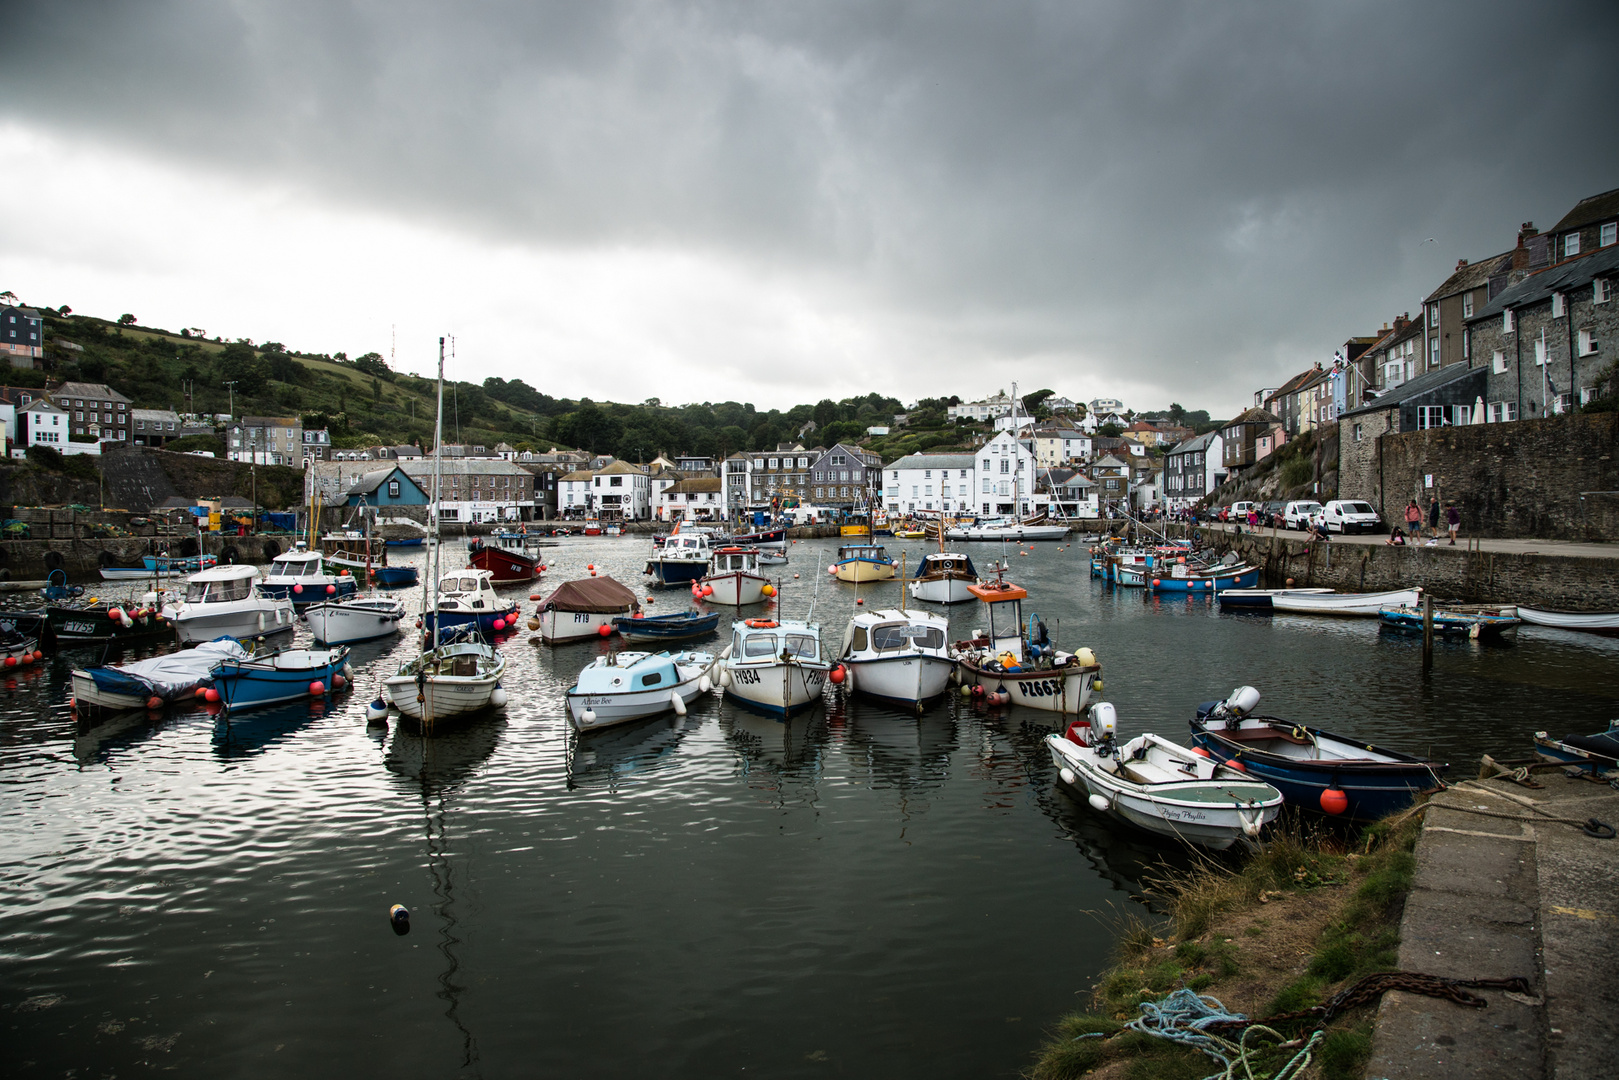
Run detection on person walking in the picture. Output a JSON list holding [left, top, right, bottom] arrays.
[[1404, 499, 1421, 537], [1446, 503, 1460, 545], [1427, 497, 1441, 540]]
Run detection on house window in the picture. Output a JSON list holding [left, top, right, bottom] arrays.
[[1492, 350, 1508, 374], [1427, 304, 1438, 328], [1416, 406, 1446, 430], [1553, 393, 1573, 415], [388, 480, 400, 498], [1429, 336, 1440, 368], [1503, 309, 1515, 332], [1534, 338, 1547, 367], [797, 457, 808, 468], [1553, 292, 1567, 318], [1463, 328, 1471, 359], [1581, 386, 1597, 405], [1579, 329, 1600, 356], [1595, 279, 1612, 304], [1351, 422, 1363, 442], [1488, 401, 1518, 423], [1563, 232, 1580, 258], [1603, 223, 1618, 247], [1462, 293, 1474, 318]]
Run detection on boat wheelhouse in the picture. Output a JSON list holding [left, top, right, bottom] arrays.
[[566, 649, 717, 731], [950, 574, 1099, 716], [720, 618, 830, 717], [838, 608, 954, 710]]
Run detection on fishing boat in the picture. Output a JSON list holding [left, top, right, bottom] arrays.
[[1269, 587, 1422, 617], [212, 645, 352, 713], [373, 565, 419, 588], [98, 552, 220, 581], [1533, 721, 1619, 776], [719, 618, 831, 717], [320, 531, 372, 569], [70, 638, 251, 713], [1046, 703, 1284, 850], [700, 547, 771, 606], [1217, 587, 1336, 610], [832, 543, 896, 583], [172, 564, 297, 645], [1378, 603, 1520, 639], [838, 608, 954, 710], [613, 610, 721, 644], [467, 538, 541, 583], [1188, 686, 1449, 821], [908, 548, 978, 605], [566, 649, 717, 731], [303, 595, 408, 645], [48, 596, 176, 645], [644, 527, 714, 586], [256, 548, 359, 607], [1516, 606, 1619, 635], [950, 569, 1100, 717], [1147, 561, 1260, 593], [730, 526, 787, 551], [0, 631, 40, 667], [758, 549, 789, 566], [381, 336, 509, 730], [424, 569, 523, 636], [946, 518, 1070, 542], [534, 575, 641, 643]]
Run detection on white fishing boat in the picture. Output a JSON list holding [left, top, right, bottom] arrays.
[[907, 551, 978, 604], [171, 564, 296, 644], [1270, 587, 1422, 617], [534, 576, 641, 642], [644, 527, 713, 587], [303, 595, 407, 645], [945, 518, 1070, 542], [700, 546, 770, 606], [838, 608, 954, 710], [379, 336, 509, 730], [566, 649, 717, 731], [950, 569, 1100, 716], [71, 638, 251, 712], [257, 547, 359, 606], [1516, 606, 1619, 635], [1046, 703, 1284, 850], [719, 618, 830, 717]]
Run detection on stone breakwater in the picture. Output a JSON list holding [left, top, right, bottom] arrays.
[[1207, 529, 1619, 609]]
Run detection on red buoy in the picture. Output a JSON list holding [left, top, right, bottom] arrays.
[[1191, 747, 1211, 757], [492, 619, 506, 630], [205, 687, 221, 703], [597, 624, 612, 637], [326, 584, 337, 594], [1320, 788, 1350, 816], [587, 564, 595, 571], [293, 584, 304, 594], [3, 657, 15, 668], [333, 674, 346, 689], [146, 696, 164, 710], [829, 665, 846, 685], [1226, 758, 1246, 772], [107, 607, 124, 622], [309, 681, 326, 696], [195, 686, 209, 699]]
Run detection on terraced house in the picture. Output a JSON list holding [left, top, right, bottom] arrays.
[[51, 381, 131, 443], [749, 445, 816, 509], [398, 458, 536, 523]]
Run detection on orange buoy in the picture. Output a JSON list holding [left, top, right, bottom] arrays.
[[1320, 788, 1349, 816]]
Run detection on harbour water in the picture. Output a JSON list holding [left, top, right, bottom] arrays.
[[5, 537, 1617, 1078]]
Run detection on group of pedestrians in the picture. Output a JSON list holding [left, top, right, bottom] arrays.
[[1390, 497, 1460, 546]]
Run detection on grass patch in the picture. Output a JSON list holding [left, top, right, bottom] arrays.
[[1317, 1025, 1375, 1080]]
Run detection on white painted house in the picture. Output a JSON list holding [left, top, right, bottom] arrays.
[[884, 453, 977, 517], [656, 477, 722, 521], [557, 469, 595, 518], [590, 460, 650, 521], [973, 431, 1039, 516], [15, 398, 75, 458]]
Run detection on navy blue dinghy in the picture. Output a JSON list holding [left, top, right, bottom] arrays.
[[1189, 686, 1448, 822], [613, 610, 721, 645]]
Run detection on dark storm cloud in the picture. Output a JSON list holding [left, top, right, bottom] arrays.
[[4, 0, 1617, 411]]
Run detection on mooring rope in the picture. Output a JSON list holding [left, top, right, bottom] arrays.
[[1388, 780, 1616, 838]]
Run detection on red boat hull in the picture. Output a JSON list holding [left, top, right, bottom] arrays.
[[468, 545, 539, 582]]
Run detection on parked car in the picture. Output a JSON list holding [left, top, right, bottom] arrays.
[[1313, 499, 1382, 534], [1261, 501, 1286, 527], [1284, 500, 1324, 529]]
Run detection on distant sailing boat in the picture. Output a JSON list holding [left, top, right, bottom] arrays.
[[383, 337, 508, 730]]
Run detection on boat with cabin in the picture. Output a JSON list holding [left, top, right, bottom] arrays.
[[467, 538, 541, 583], [424, 568, 523, 636], [534, 575, 642, 643], [256, 548, 359, 606], [719, 618, 830, 717], [838, 608, 954, 710], [946, 517, 1070, 542], [950, 570, 1100, 716], [644, 528, 714, 586], [908, 551, 978, 605], [172, 564, 297, 644], [833, 543, 896, 583], [1188, 686, 1449, 821], [700, 547, 771, 606], [1046, 702, 1284, 850], [566, 649, 717, 731]]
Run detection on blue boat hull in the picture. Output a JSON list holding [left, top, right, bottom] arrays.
[[373, 566, 419, 587], [214, 656, 348, 712], [385, 538, 425, 547], [1150, 567, 1259, 593], [646, 560, 707, 586], [613, 613, 721, 642], [259, 579, 359, 606], [424, 606, 522, 635]]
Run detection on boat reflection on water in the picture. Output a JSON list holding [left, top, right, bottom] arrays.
[[832, 694, 960, 799], [71, 708, 182, 765], [565, 710, 705, 792], [723, 708, 830, 805], [211, 698, 326, 761], [383, 714, 506, 796]]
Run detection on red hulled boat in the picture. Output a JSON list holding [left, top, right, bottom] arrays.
[[467, 540, 541, 583]]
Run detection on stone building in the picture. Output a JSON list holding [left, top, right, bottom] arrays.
[[809, 443, 882, 511], [2, 306, 44, 368], [131, 408, 181, 447], [51, 381, 132, 443], [1464, 243, 1619, 423], [1337, 363, 1491, 517], [229, 416, 302, 465]]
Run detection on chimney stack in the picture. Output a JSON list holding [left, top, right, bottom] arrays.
[[1456, 258, 1469, 270]]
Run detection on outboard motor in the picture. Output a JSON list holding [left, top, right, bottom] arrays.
[[1091, 701, 1118, 750], [1215, 686, 1261, 728]]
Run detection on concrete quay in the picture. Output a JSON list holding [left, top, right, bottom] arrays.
[[1366, 772, 1619, 1080]]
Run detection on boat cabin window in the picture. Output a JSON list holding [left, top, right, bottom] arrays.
[[984, 598, 1022, 640], [850, 625, 868, 652], [186, 576, 251, 603], [783, 634, 818, 660], [873, 623, 943, 651], [743, 634, 778, 658], [640, 672, 663, 687]]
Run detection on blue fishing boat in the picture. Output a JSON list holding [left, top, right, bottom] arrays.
[[211, 645, 352, 713], [373, 565, 419, 588], [256, 549, 360, 606], [385, 536, 425, 548], [1188, 686, 1448, 822], [422, 569, 522, 636], [613, 610, 721, 644], [1533, 721, 1619, 777], [1148, 563, 1260, 593], [1378, 604, 1521, 639]]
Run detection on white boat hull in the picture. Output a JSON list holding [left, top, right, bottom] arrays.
[[946, 524, 1070, 541], [959, 661, 1097, 715], [846, 653, 955, 707], [568, 670, 711, 731], [702, 571, 768, 606], [304, 600, 405, 645], [1517, 606, 1619, 634], [907, 575, 975, 604], [70, 671, 149, 711], [1271, 588, 1422, 617], [538, 608, 619, 642], [174, 598, 296, 644], [724, 660, 828, 716]]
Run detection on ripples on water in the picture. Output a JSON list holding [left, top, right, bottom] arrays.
[[3, 537, 1616, 1077]]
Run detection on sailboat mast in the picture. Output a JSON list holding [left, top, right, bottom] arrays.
[[431, 336, 446, 651]]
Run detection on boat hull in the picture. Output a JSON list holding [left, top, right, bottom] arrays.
[[645, 558, 708, 586], [958, 659, 1098, 715], [258, 577, 360, 607], [214, 649, 349, 712], [468, 545, 539, 583], [1270, 588, 1421, 617], [1378, 607, 1520, 638], [701, 570, 768, 606], [384, 649, 507, 725], [304, 600, 406, 645], [907, 575, 976, 604], [425, 605, 523, 636], [613, 612, 722, 644], [834, 559, 895, 583], [845, 653, 955, 708], [175, 600, 297, 644], [372, 566, 419, 588], [1149, 566, 1259, 592], [568, 671, 710, 731], [724, 660, 829, 716], [1217, 588, 1335, 610], [70, 670, 150, 711], [947, 525, 1070, 541], [1516, 606, 1619, 635], [49, 606, 175, 645]]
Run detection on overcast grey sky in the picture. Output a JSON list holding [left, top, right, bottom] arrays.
[[3, 1, 1616, 416]]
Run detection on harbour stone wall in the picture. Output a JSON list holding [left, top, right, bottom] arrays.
[[1338, 412, 1619, 541]]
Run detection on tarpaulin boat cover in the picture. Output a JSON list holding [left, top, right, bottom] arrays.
[[538, 575, 641, 614], [86, 638, 250, 700]]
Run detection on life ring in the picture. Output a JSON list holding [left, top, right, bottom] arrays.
[[98, 550, 118, 568], [745, 619, 778, 629], [222, 546, 240, 564], [262, 539, 282, 560], [44, 551, 63, 571]]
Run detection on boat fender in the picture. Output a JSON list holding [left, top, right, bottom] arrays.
[[205, 688, 221, 703], [1092, 678, 1104, 693], [986, 690, 1010, 706], [597, 624, 612, 637], [343, 663, 354, 680], [366, 699, 389, 723], [309, 681, 326, 696], [1059, 767, 1078, 787], [1238, 809, 1265, 838], [1087, 793, 1111, 814], [490, 685, 508, 708], [970, 683, 984, 697], [332, 674, 346, 689], [580, 708, 597, 724], [718, 668, 732, 687], [1076, 647, 1097, 667], [670, 690, 687, 716], [146, 696, 164, 710], [258, 612, 266, 632], [697, 675, 711, 693], [959, 684, 972, 697], [829, 664, 846, 685], [527, 618, 540, 631], [389, 904, 410, 936], [1319, 788, 1349, 816]]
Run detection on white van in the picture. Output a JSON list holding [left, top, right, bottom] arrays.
[[1314, 500, 1381, 534], [1283, 500, 1324, 529], [1225, 501, 1260, 521]]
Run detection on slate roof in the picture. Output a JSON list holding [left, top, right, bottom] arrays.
[[345, 467, 423, 497], [668, 478, 721, 494], [1339, 363, 1484, 419], [885, 453, 977, 471], [1551, 187, 1619, 235], [1223, 407, 1283, 428], [594, 459, 647, 476], [398, 458, 534, 479], [1167, 430, 1218, 456], [49, 381, 131, 403], [1424, 252, 1514, 303], [1471, 244, 1619, 321]]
